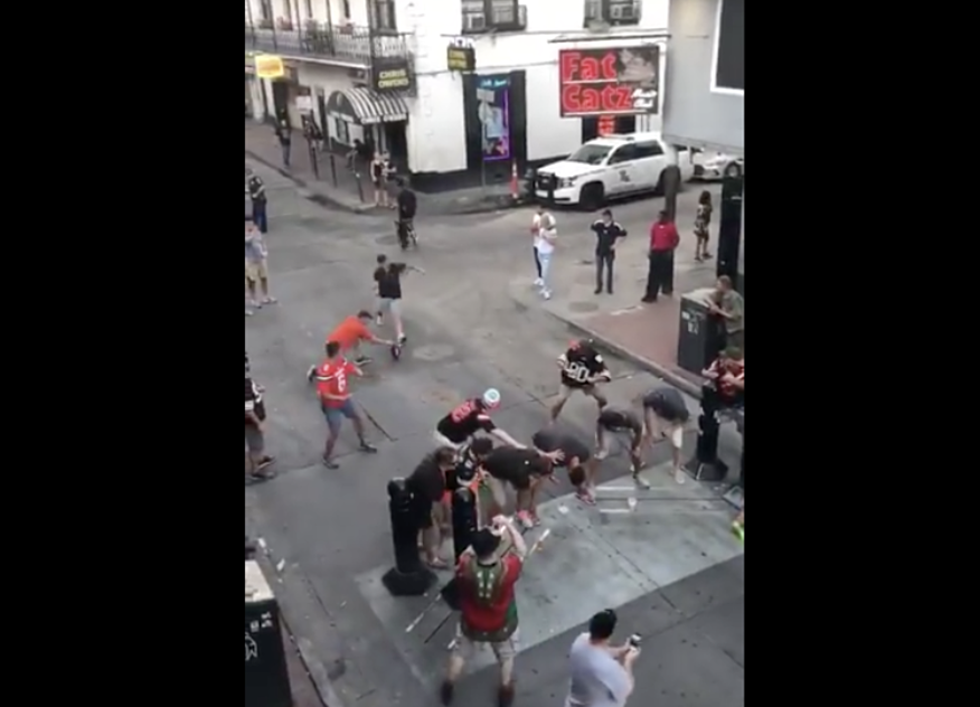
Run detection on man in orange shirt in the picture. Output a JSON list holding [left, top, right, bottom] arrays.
[[308, 311, 392, 378], [313, 340, 378, 468]]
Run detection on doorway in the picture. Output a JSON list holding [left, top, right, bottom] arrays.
[[383, 122, 408, 171]]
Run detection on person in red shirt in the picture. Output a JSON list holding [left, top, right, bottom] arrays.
[[441, 518, 526, 706], [321, 310, 393, 367], [643, 210, 680, 303], [701, 347, 744, 409], [313, 340, 378, 468]]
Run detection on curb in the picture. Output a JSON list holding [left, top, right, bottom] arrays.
[[246, 149, 532, 217], [541, 309, 704, 399]]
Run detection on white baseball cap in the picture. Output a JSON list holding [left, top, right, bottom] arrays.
[[482, 388, 501, 409]]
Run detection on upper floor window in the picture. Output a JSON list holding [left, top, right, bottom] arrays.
[[583, 0, 641, 28], [712, 0, 744, 94], [461, 0, 527, 34], [371, 0, 397, 31]]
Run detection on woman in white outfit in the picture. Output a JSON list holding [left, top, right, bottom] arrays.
[[531, 205, 557, 300]]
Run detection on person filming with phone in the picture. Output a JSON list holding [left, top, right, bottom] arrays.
[[565, 609, 640, 706]]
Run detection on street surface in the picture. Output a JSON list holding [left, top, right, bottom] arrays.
[[244, 158, 743, 707]]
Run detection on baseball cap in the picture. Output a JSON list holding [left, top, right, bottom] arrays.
[[482, 388, 501, 409]]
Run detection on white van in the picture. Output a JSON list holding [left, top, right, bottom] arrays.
[[534, 132, 695, 210]]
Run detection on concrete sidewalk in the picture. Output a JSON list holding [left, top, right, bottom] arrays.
[[245, 120, 521, 216]]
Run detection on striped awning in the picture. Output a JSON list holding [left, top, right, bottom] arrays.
[[326, 87, 408, 125]]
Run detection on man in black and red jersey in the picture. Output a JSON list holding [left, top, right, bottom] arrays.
[[550, 339, 612, 421], [434, 388, 524, 450], [701, 347, 744, 411]]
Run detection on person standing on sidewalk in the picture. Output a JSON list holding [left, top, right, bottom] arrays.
[[693, 190, 713, 262], [533, 205, 557, 300], [440, 518, 527, 707], [642, 210, 679, 303], [275, 119, 291, 168], [530, 205, 555, 286], [565, 609, 639, 707], [707, 275, 744, 353], [245, 220, 276, 315], [591, 209, 627, 295], [247, 171, 268, 233]]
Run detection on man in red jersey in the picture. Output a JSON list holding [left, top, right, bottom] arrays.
[[313, 340, 378, 468], [642, 209, 679, 302], [440, 517, 526, 707]]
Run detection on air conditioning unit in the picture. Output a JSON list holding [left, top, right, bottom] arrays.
[[465, 13, 487, 31], [610, 3, 636, 20]]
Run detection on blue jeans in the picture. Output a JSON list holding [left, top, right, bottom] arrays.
[[251, 201, 267, 233], [322, 398, 357, 432], [281, 143, 291, 167], [538, 251, 553, 292]]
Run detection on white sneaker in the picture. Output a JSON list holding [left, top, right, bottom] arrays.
[[247, 299, 260, 310], [674, 468, 686, 484], [542, 290, 552, 300], [533, 277, 543, 287]]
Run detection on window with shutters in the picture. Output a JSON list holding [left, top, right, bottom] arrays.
[[461, 0, 527, 34], [583, 0, 641, 28]]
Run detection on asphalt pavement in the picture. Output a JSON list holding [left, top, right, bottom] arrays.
[[244, 158, 743, 707]]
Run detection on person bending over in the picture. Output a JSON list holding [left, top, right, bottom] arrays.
[[434, 388, 523, 451], [478, 445, 554, 528], [595, 406, 643, 475], [532, 427, 596, 505], [639, 386, 691, 486]]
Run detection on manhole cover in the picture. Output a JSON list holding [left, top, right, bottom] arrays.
[[568, 301, 600, 313], [375, 234, 399, 246], [411, 343, 455, 362]]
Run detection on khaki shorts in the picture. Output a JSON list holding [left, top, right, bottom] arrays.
[[483, 475, 508, 509], [245, 258, 268, 281], [452, 624, 519, 663]]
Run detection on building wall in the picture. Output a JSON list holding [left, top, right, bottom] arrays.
[[401, 0, 670, 175], [661, 0, 743, 154]]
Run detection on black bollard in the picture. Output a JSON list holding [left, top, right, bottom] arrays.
[[683, 386, 729, 482], [381, 478, 436, 596]]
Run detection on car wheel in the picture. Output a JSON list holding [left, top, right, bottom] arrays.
[[580, 183, 604, 211]]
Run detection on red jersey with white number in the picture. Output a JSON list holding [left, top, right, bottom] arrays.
[[315, 358, 356, 408], [436, 398, 496, 444]]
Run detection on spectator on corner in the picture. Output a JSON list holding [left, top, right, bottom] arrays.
[[642, 210, 679, 303], [275, 118, 292, 168], [707, 275, 744, 353], [247, 171, 268, 233]]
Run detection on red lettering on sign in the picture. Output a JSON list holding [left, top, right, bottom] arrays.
[[559, 50, 618, 82], [561, 84, 634, 115]]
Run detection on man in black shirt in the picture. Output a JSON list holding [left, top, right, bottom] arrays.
[[434, 389, 524, 450], [551, 339, 611, 422], [395, 179, 417, 249], [595, 407, 643, 476], [373, 254, 423, 343], [531, 428, 595, 504], [478, 446, 552, 528], [406, 447, 457, 568], [275, 118, 292, 168], [640, 387, 691, 485], [590, 209, 627, 294], [247, 172, 268, 233]]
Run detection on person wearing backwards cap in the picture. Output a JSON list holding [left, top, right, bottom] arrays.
[[434, 388, 522, 450], [440, 515, 527, 706]]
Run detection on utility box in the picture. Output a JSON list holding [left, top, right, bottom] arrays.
[[245, 560, 292, 707], [676, 288, 724, 375]]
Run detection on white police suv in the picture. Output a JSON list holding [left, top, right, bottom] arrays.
[[534, 132, 694, 211]]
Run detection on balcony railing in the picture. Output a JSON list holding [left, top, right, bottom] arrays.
[[245, 20, 411, 65]]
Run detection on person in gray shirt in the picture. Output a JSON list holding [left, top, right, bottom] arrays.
[[245, 220, 276, 315], [566, 609, 640, 707]]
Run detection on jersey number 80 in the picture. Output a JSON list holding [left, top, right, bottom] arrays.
[[563, 361, 592, 384]]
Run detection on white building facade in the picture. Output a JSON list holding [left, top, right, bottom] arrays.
[[245, 0, 671, 191]]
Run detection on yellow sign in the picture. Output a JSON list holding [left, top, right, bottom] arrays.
[[255, 54, 285, 79], [375, 68, 410, 90]]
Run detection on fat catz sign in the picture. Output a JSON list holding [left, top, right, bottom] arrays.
[[558, 46, 660, 117]]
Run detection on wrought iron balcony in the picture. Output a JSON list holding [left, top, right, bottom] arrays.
[[244, 20, 411, 65]]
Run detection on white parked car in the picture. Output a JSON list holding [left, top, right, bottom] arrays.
[[692, 150, 744, 181], [534, 132, 695, 211]]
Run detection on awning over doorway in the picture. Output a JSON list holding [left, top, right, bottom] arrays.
[[326, 87, 408, 125]]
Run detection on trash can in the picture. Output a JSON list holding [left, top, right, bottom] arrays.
[[676, 288, 724, 375], [245, 560, 292, 707]]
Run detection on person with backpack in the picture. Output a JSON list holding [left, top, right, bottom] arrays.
[[440, 517, 527, 707], [639, 386, 691, 485]]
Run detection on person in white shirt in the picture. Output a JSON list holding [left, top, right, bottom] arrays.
[[531, 205, 557, 300], [566, 609, 639, 707]]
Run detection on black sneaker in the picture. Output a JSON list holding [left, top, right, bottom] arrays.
[[497, 682, 515, 707], [246, 469, 275, 485], [354, 356, 372, 366], [607, 288, 613, 295], [322, 456, 340, 469], [641, 296, 656, 303], [359, 441, 378, 453], [594, 287, 602, 294], [439, 681, 454, 705]]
